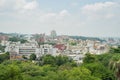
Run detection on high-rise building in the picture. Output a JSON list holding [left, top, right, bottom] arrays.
[[50, 30, 57, 39]]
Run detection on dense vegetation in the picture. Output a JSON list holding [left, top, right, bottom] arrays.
[[0, 44, 6, 52], [0, 47, 120, 80], [9, 37, 28, 43], [0, 52, 9, 63]]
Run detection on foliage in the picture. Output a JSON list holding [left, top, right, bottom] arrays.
[[83, 53, 98, 63], [70, 42, 77, 46], [38, 42, 56, 46], [40, 54, 56, 65], [0, 44, 6, 52], [109, 54, 120, 80], [0, 60, 100, 80], [22, 55, 28, 59], [1, 52, 120, 80], [30, 54, 36, 60], [39, 54, 76, 67], [82, 62, 114, 80], [20, 39, 28, 44], [96, 53, 113, 66], [109, 47, 120, 53], [0, 52, 9, 63], [83, 53, 116, 80], [69, 36, 103, 42], [9, 37, 28, 43], [0, 64, 23, 80]]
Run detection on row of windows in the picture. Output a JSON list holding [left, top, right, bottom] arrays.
[[19, 51, 35, 53], [19, 52, 34, 54], [19, 49, 35, 50], [19, 50, 35, 51]]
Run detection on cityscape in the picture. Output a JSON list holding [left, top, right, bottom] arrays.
[[0, 30, 120, 63], [0, 0, 120, 80], [0, 30, 120, 80]]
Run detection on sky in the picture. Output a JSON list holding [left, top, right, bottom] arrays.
[[0, 0, 120, 37]]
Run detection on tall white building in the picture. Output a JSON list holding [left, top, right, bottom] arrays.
[[51, 30, 57, 39]]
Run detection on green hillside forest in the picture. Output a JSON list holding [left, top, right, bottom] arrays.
[[0, 47, 120, 80]]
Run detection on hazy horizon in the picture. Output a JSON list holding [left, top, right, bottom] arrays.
[[0, 0, 120, 37]]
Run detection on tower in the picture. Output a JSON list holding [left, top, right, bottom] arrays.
[[51, 30, 57, 39]]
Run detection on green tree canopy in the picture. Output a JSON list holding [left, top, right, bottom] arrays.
[[83, 53, 98, 63], [30, 54, 36, 60], [0, 52, 10, 63], [9, 37, 28, 43]]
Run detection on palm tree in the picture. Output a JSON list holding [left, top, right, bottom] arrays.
[[109, 55, 120, 80]]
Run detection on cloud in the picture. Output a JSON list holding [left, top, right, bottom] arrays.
[[0, 0, 119, 37], [16, 0, 38, 10], [59, 10, 70, 17], [82, 2, 116, 12], [0, 0, 70, 24], [81, 1, 119, 19], [36, 9, 70, 23], [0, 0, 5, 7], [23, 1, 38, 10], [0, 0, 38, 12]]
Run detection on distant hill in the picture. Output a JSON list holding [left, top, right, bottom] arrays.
[[69, 36, 105, 42]]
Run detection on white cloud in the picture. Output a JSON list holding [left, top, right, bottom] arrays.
[[42, 10, 70, 19], [23, 0, 38, 10], [0, 0, 5, 7], [0, 0, 38, 12], [14, 0, 38, 12], [81, 1, 119, 19], [0, 0, 119, 37], [35, 9, 70, 22], [82, 2, 116, 12], [59, 10, 70, 17]]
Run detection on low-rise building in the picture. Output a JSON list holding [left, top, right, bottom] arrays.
[[5, 41, 40, 59], [40, 44, 57, 56], [5, 41, 57, 59]]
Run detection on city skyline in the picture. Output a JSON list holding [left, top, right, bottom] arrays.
[[0, 0, 120, 37]]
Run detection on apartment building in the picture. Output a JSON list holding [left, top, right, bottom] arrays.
[[40, 44, 57, 56], [5, 41, 57, 59], [5, 41, 40, 59]]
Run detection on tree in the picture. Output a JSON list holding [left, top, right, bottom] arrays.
[[0, 44, 6, 52], [55, 55, 71, 66], [9, 37, 19, 42], [20, 39, 28, 43], [83, 53, 98, 63], [0, 52, 10, 63], [9, 37, 28, 43], [83, 53, 115, 80], [60, 67, 100, 80], [109, 47, 120, 53], [0, 64, 23, 80], [30, 54, 36, 60], [40, 54, 56, 65], [96, 53, 113, 66], [22, 55, 28, 59], [109, 54, 120, 80], [39, 55, 75, 66], [82, 62, 114, 80]]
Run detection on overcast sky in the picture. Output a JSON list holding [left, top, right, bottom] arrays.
[[0, 0, 120, 37]]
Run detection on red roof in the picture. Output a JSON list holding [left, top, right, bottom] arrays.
[[54, 44, 66, 50]]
